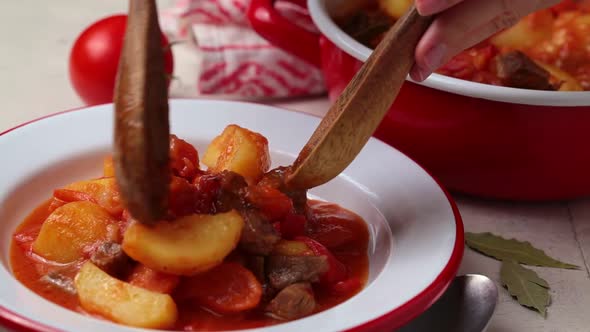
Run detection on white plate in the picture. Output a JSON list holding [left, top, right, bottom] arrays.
[[0, 99, 463, 332]]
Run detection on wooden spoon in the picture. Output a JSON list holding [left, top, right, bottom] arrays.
[[113, 0, 170, 225], [287, 6, 432, 189]]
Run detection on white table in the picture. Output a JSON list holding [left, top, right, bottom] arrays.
[[1, 1, 589, 331]]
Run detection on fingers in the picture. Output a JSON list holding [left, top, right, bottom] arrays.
[[410, 0, 561, 81], [415, 0, 465, 16]]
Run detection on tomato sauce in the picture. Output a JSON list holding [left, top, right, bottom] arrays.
[[10, 199, 369, 331]]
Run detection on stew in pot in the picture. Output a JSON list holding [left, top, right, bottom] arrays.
[[339, 0, 590, 91]]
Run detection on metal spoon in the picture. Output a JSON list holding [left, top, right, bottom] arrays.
[[398, 275, 498, 332]]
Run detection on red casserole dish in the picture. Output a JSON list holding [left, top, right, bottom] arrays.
[[248, 0, 590, 201]]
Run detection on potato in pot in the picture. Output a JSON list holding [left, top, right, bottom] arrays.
[[378, 0, 412, 19], [536, 61, 584, 91]]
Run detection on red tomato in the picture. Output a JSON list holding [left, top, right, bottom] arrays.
[[69, 15, 174, 105]]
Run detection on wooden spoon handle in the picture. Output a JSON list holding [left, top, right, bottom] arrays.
[[287, 6, 432, 189], [113, 0, 170, 224]]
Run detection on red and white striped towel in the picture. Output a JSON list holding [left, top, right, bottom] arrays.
[[160, 0, 326, 98]]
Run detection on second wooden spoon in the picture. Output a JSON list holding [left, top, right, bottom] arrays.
[[287, 6, 432, 189], [113, 0, 170, 225]]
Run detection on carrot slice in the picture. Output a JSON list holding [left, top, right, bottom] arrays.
[[128, 264, 180, 294], [175, 262, 262, 313]]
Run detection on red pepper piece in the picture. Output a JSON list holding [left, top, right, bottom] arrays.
[[244, 185, 293, 221], [295, 236, 347, 285], [280, 214, 306, 239], [272, 221, 282, 234], [168, 176, 199, 217], [47, 198, 67, 213], [192, 173, 222, 214], [169, 134, 200, 181]]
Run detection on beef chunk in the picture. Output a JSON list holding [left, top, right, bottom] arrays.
[[192, 170, 249, 214], [40, 270, 77, 295], [244, 255, 278, 303], [261, 283, 278, 304], [239, 209, 281, 255], [90, 242, 131, 277], [266, 283, 316, 320], [246, 255, 266, 283], [214, 170, 248, 212], [339, 10, 393, 48], [267, 255, 328, 289], [496, 51, 558, 90]]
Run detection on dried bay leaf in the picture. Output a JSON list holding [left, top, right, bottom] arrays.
[[465, 232, 579, 269], [500, 260, 551, 317]]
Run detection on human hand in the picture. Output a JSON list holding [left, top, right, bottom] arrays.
[[410, 0, 561, 81]]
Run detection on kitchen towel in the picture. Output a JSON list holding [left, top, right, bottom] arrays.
[[160, 0, 326, 98]]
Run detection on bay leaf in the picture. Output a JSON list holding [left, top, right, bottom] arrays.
[[500, 260, 551, 317], [465, 232, 579, 269]]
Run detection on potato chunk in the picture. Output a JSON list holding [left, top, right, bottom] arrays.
[[491, 11, 554, 49], [61, 177, 122, 215], [202, 125, 270, 184], [75, 261, 177, 329], [272, 240, 313, 256], [33, 201, 118, 263], [378, 0, 412, 19], [536, 62, 584, 91], [122, 210, 244, 276], [103, 156, 115, 177]]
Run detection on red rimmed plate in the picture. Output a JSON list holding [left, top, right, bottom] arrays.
[[0, 99, 463, 332]]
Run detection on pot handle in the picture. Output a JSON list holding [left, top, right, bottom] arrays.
[[247, 0, 321, 67]]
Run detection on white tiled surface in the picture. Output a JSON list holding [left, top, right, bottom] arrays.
[[1, 1, 589, 331]]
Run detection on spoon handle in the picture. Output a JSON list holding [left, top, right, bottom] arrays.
[[113, 0, 170, 224], [287, 6, 432, 189]]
